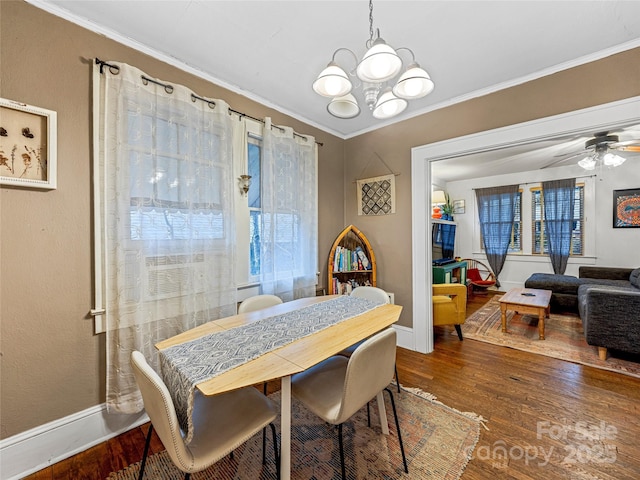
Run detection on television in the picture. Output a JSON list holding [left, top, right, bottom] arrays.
[[432, 220, 456, 265]]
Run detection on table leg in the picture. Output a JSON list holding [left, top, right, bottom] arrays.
[[538, 309, 545, 340], [376, 391, 389, 435], [500, 303, 508, 333], [281, 376, 291, 480]]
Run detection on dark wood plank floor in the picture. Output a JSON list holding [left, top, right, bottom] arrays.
[[24, 293, 640, 479]]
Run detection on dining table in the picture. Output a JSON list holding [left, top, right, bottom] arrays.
[[155, 294, 403, 480]]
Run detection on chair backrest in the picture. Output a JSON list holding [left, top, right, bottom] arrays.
[[130, 351, 193, 469], [337, 328, 397, 423], [350, 286, 390, 304], [238, 294, 283, 313]]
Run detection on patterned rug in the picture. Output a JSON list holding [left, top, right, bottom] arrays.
[[108, 387, 482, 480], [462, 296, 640, 378]]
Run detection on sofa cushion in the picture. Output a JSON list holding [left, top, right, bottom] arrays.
[[525, 273, 582, 295], [630, 268, 640, 289], [578, 283, 638, 296], [579, 278, 632, 289]]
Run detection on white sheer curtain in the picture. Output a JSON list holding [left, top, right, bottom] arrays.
[[94, 62, 237, 413], [260, 118, 317, 301]]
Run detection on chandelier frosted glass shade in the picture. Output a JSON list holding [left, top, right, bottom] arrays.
[[328, 94, 361, 119], [578, 156, 596, 170], [392, 63, 435, 99], [578, 151, 626, 170], [312, 62, 352, 98], [356, 38, 402, 83], [603, 152, 625, 167], [372, 88, 407, 119]]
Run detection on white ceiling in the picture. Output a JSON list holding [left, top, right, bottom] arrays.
[[29, 0, 640, 140]]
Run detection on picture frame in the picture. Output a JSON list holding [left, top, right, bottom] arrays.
[[1, 98, 57, 189], [357, 174, 396, 216], [452, 199, 465, 214], [613, 188, 640, 228]]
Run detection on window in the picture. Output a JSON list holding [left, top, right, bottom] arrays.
[[531, 184, 584, 255], [128, 112, 226, 242], [480, 190, 522, 253], [248, 135, 262, 276], [509, 191, 522, 252], [247, 135, 304, 279], [241, 121, 318, 298]]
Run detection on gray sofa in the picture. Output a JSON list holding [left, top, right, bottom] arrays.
[[525, 266, 640, 360]]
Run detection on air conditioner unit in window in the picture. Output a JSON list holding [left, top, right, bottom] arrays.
[[143, 253, 207, 301]]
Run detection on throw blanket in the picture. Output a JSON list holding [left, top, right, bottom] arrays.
[[158, 295, 383, 444]]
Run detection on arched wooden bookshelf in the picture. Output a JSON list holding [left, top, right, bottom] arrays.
[[327, 225, 377, 295]]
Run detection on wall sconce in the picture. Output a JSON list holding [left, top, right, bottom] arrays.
[[239, 174, 252, 196]]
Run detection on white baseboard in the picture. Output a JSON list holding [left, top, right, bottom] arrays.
[[393, 324, 415, 351], [0, 405, 148, 480]]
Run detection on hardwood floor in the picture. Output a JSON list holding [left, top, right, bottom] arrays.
[[24, 293, 640, 479]]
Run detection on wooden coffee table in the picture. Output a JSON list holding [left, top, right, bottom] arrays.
[[498, 288, 552, 340]]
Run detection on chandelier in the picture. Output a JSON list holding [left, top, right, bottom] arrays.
[[312, 0, 434, 120]]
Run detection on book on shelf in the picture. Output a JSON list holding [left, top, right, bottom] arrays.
[[333, 245, 371, 272], [331, 277, 373, 295]]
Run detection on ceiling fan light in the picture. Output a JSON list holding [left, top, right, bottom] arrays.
[[392, 63, 434, 99], [578, 155, 596, 170], [603, 152, 625, 167], [356, 38, 402, 83], [312, 62, 352, 97], [327, 94, 361, 119], [372, 88, 407, 119]]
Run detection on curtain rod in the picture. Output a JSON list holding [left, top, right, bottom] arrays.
[[95, 58, 323, 146], [471, 174, 596, 190]]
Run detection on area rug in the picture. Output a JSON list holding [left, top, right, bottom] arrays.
[[108, 387, 483, 479], [462, 296, 640, 378]]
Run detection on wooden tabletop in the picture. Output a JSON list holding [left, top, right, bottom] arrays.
[[498, 287, 552, 308], [156, 295, 403, 396]]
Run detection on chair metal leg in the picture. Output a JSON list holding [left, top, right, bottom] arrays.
[[184, 474, 190, 480], [394, 364, 401, 393], [384, 387, 408, 473], [138, 424, 153, 480], [269, 422, 280, 479], [262, 382, 268, 464], [366, 402, 371, 427], [454, 324, 464, 341], [338, 423, 346, 480]]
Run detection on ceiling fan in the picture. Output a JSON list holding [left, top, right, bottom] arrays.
[[543, 130, 640, 170]]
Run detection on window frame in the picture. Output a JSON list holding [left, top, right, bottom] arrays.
[[530, 183, 585, 256]]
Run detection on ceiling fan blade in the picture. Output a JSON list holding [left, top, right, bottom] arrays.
[[552, 149, 585, 159], [541, 151, 585, 169], [618, 145, 640, 152]]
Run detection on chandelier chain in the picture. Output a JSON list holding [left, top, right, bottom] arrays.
[[368, 0, 374, 44]]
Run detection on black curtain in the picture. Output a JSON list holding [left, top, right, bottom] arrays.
[[475, 185, 520, 287], [542, 178, 576, 274]]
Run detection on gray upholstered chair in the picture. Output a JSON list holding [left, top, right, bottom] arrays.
[[337, 286, 401, 391], [238, 294, 283, 314], [130, 351, 279, 480], [291, 328, 408, 480]]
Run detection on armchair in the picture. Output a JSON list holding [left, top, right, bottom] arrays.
[[433, 283, 467, 340]]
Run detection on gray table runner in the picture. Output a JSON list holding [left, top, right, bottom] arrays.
[[158, 295, 383, 444]]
